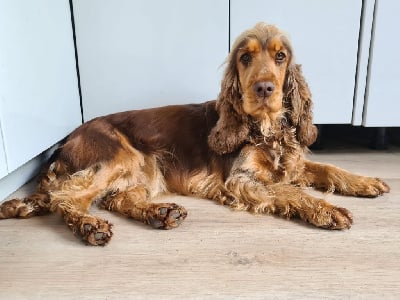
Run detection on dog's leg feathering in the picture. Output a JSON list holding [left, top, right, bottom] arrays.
[[99, 185, 187, 229], [185, 172, 243, 208], [302, 160, 390, 197], [0, 193, 50, 219], [226, 174, 353, 229]]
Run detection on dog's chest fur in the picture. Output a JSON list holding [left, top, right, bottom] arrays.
[[250, 124, 304, 183]]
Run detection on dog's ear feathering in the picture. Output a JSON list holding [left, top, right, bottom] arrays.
[[283, 64, 318, 147], [209, 25, 318, 154], [208, 52, 250, 155]]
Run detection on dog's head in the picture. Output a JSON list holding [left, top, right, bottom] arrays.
[[208, 23, 317, 154]]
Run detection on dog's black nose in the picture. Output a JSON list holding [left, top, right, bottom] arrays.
[[253, 81, 275, 98]]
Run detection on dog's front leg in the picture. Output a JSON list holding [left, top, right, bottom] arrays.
[[226, 174, 353, 229], [99, 185, 187, 230], [301, 160, 390, 197]]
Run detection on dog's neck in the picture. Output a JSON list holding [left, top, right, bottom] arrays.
[[249, 112, 288, 142]]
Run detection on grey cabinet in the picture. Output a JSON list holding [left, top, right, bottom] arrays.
[[72, 0, 229, 121], [0, 0, 81, 179], [362, 0, 400, 126]]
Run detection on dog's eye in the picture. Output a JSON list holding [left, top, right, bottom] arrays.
[[275, 51, 286, 63], [240, 53, 252, 65]]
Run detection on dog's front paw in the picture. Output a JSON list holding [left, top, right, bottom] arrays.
[[356, 177, 390, 197], [319, 206, 353, 230], [302, 202, 353, 230], [146, 203, 187, 229]]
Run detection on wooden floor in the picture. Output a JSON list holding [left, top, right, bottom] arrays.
[[1, 144, 399, 299]]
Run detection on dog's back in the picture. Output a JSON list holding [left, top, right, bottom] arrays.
[[55, 100, 220, 175]]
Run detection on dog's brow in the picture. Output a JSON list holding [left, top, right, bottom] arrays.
[[246, 39, 261, 53], [266, 36, 284, 51]]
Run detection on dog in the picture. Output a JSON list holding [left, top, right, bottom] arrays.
[[0, 23, 390, 245]]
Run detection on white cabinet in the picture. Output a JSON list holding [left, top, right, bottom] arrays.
[[230, 0, 362, 124], [0, 0, 82, 173], [363, 0, 400, 126], [72, 0, 229, 121]]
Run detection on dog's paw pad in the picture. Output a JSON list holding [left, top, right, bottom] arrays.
[[148, 203, 187, 229], [149, 218, 164, 228], [83, 224, 92, 232], [94, 232, 109, 244]]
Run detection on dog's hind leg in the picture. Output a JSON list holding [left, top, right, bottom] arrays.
[[99, 185, 187, 229], [48, 165, 113, 246], [0, 162, 112, 245], [0, 192, 50, 219], [0, 161, 63, 219]]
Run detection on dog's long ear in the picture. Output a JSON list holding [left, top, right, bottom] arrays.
[[283, 64, 318, 147], [208, 56, 250, 155]]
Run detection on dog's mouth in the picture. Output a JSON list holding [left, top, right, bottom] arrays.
[[257, 93, 282, 113], [243, 91, 283, 118], [243, 97, 283, 136]]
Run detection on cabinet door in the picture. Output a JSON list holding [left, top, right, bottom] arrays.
[[230, 0, 361, 124], [0, 125, 8, 179], [363, 1, 400, 126], [0, 0, 82, 172], [73, 0, 229, 121]]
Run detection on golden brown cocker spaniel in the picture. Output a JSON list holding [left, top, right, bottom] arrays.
[[0, 23, 390, 245]]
